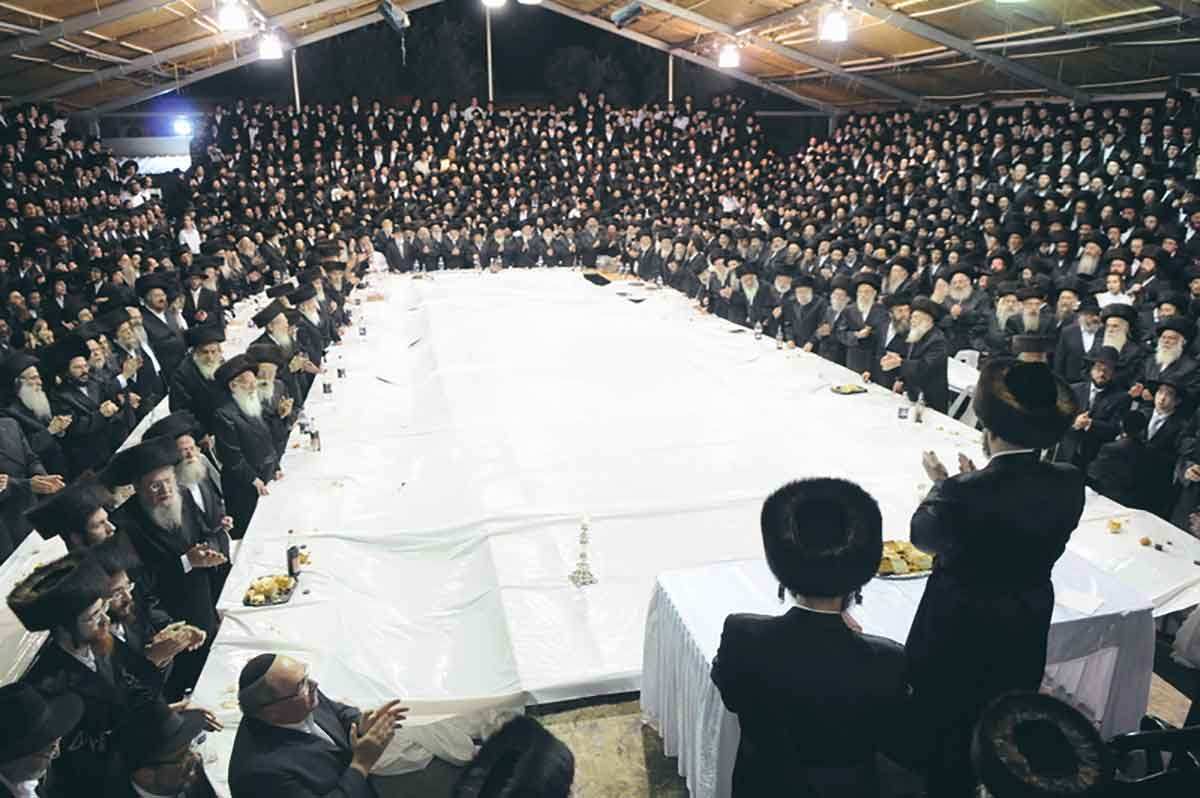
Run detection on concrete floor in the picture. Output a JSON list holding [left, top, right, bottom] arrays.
[[376, 676, 1194, 798]]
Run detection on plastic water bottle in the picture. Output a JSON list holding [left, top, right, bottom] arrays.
[[753, 320, 763, 340], [775, 324, 784, 350], [655, 274, 663, 289], [915, 392, 927, 424], [438, 255, 445, 271]]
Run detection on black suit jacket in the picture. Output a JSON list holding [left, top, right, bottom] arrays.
[[1087, 437, 1159, 512], [1053, 322, 1099, 384], [182, 287, 221, 327], [712, 608, 908, 798], [228, 693, 373, 798], [907, 452, 1085, 717], [212, 400, 280, 491], [898, 328, 950, 413], [0, 417, 45, 559], [2, 399, 67, 476], [50, 379, 134, 478], [168, 356, 225, 434], [139, 310, 186, 380], [1056, 381, 1129, 467], [838, 303, 890, 374]]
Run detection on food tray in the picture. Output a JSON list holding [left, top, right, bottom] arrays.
[[243, 574, 298, 607], [832, 384, 868, 395]]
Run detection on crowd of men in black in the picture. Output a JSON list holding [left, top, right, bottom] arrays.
[[0, 86, 1196, 796]]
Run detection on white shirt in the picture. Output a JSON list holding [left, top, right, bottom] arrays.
[[178, 227, 201, 254], [278, 714, 337, 748], [1080, 326, 1097, 353]]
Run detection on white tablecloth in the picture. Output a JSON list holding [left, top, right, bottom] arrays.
[[0, 270, 1194, 794], [641, 555, 1156, 798]]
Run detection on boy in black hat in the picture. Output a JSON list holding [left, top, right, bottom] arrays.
[[712, 478, 908, 797], [912, 359, 1083, 798], [0, 682, 82, 798]]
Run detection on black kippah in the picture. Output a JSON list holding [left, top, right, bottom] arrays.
[[239, 653, 276, 689]]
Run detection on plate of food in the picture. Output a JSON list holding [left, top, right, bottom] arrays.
[[876, 540, 934, 579], [243, 574, 298, 607], [831, 384, 868, 395]]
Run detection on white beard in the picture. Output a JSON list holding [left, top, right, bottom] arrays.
[[949, 286, 972, 303], [134, 325, 149, 347], [830, 296, 848, 313], [1022, 311, 1042, 332], [271, 331, 294, 356], [18, 382, 51, 421], [302, 308, 321, 328], [1156, 342, 1183, 369], [1103, 329, 1128, 351], [1076, 254, 1099, 276], [176, 457, 207, 488], [233, 387, 263, 419], [194, 355, 219, 380], [907, 318, 932, 343], [257, 380, 275, 405], [856, 298, 874, 318], [141, 492, 183, 531], [997, 308, 1016, 328]]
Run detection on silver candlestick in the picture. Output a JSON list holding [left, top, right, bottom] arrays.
[[568, 516, 597, 587]]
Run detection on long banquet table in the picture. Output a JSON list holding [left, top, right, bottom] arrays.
[[641, 555, 1155, 798], [0, 269, 1197, 796]]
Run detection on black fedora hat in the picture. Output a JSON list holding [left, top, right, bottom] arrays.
[[1083, 346, 1120, 371], [25, 476, 111, 542], [973, 359, 1077, 448], [1099, 302, 1136, 325], [251, 300, 287, 329], [184, 324, 224, 349], [108, 434, 182, 486], [911, 295, 944, 322], [760, 478, 882, 598], [116, 701, 207, 771], [245, 343, 287, 368], [0, 683, 83, 762], [453, 716, 574, 798], [144, 410, 202, 443], [214, 354, 257, 388]]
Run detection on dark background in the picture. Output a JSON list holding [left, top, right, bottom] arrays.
[[137, 0, 824, 145]]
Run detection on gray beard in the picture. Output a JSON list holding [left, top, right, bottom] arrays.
[[233, 388, 263, 419], [856, 298, 874, 318], [907, 322, 930, 343], [194, 355, 219, 380], [134, 326, 149, 347], [271, 331, 294, 356], [1156, 343, 1182, 369], [1022, 312, 1042, 332], [997, 308, 1016, 328], [948, 286, 972, 303], [18, 383, 51, 421], [302, 308, 321, 328], [257, 380, 275, 405], [141, 493, 183, 531], [1076, 254, 1099, 276], [176, 458, 207, 488]]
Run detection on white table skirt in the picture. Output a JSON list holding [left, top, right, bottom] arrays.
[[641, 555, 1156, 798]]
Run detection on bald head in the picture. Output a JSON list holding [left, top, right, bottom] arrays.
[[238, 654, 317, 723]]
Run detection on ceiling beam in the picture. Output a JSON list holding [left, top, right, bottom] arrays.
[[94, 8, 393, 112], [540, 0, 835, 113], [0, 0, 179, 60], [1147, 1, 1200, 20], [13, 0, 373, 105], [636, 0, 932, 108], [844, 0, 1091, 105], [92, 0, 443, 113], [736, 4, 810, 36]]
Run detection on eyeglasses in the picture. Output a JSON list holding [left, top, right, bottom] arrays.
[[262, 671, 317, 707]]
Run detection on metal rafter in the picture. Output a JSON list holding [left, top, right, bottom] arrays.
[[1147, 1, 1200, 20], [635, 0, 931, 108], [845, 0, 1092, 104], [736, 4, 810, 36], [92, 0, 444, 113], [0, 0, 180, 60], [13, 0, 376, 104], [541, 0, 835, 113]]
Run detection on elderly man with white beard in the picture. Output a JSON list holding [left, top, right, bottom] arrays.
[[814, 276, 852, 364], [169, 325, 227, 435], [289, 285, 329, 400], [881, 296, 950, 412], [784, 274, 827, 350], [100, 307, 159, 418], [939, 267, 982, 355], [1005, 286, 1055, 339], [0, 352, 72, 476], [212, 355, 283, 540], [245, 343, 296, 458], [107, 436, 229, 653], [1128, 317, 1199, 405], [145, 411, 231, 538], [1096, 303, 1146, 388], [251, 300, 313, 407], [839, 271, 889, 374]]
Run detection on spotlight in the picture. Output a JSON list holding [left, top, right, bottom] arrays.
[[820, 9, 849, 43], [172, 117, 194, 137], [259, 31, 284, 60], [718, 44, 740, 69], [217, 0, 250, 32], [481, 0, 506, 8]]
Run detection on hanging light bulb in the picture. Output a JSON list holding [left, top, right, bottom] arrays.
[[820, 9, 849, 43], [481, 0, 507, 8], [217, 0, 250, 32], [718, 43, 740, 69], [259, 31, 284, 60]]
